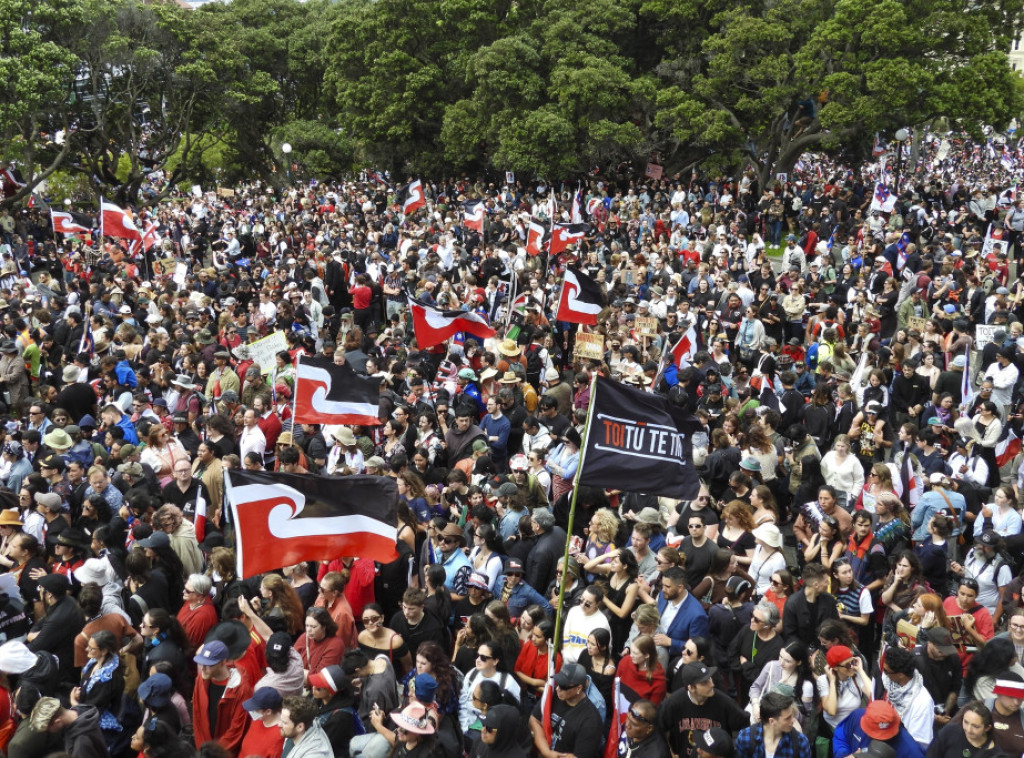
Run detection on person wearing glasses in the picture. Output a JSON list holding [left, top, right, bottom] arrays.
[[608, 699, 668, 758], [459, 642, 520, 735], [529, 663, 603, 758], [818, 644, 872, 731]]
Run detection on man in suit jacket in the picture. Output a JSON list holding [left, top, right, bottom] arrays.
[[655, 566, 709, 660]]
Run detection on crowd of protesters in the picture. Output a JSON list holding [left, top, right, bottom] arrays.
[[0, 134, 1023, 758]]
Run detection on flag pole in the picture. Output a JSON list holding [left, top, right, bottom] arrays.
[[551, 372, 598, 672]]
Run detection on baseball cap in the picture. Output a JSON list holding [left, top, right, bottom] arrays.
[[860, 700, 900, 740], [137, 673, 174, 708], [951, 355, 967, 368], [412, 673, 438, 704], [308, 664, 346, 693], [467, 573, 490, 591], [692, 728, 732, 757], [926, 627, 957, 657], [678, 661, 716, 685], [135, 531, 171, 549], [553, 663, 588, 689], [979, 529, 1000, 546], [826, 645, 855, 668], [193, 641, 230, 666], [505, 558, 524, 575], [243, 687, 283, 712]]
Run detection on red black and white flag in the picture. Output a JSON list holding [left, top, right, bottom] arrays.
[[398, 179, 426, 215], [225, 469, 398, 578], [555, 267, 605, 325], [100, 199, 143, 244], [526, 219, 547, 256], [669, 325, 698, 367], [462, 200, 485, 233], [141, 221, 161, 252], [51, 209, 95, 235], [0, 167, 25, 199], [408, 295, 496, 348], [294, 355, 381, 426], [549, 223, 589, 256]]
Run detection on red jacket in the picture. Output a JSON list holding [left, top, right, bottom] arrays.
[[192, 666, 253, 756], [615, 656, 668, 706]]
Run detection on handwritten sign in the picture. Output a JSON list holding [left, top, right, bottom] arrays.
[[574, 332, 605, 361], [976, 324, 1002, 351], [635, 316, 659, 338], [907, 316, 929, 333], [217, 187, 236, 198], [151, 258, 177, 277], [645, 163, 663, 180], [248, 331, 290, 374]]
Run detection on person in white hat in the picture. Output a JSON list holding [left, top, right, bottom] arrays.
[[749, 524, 786, 596]]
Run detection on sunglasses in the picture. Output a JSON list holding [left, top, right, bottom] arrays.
[[628, 709, 653, 725], [476, 653, 495, 661]]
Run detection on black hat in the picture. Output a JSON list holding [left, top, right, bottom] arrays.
[[204, 620, 250, 660], [36, 574, 70, 597]]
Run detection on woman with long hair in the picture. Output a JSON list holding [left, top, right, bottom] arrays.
[[830, 558, 873, 654], [453, 613, 492, 675], [206, 547, 243, 617], [296, 606, 343, 679], [404, 641, 459, 728], [583, 508, 620, 579], [879, 552, 931, 647], [821, 435, 865, 511], [359, 601, 412, 675], [975, 484, 1023, 538], [888, 592, 950, 654], [578, 628, 616, 711], [617, 634, 667, 705], [469, 524, 504, 594], [965, 637, 1020, 702], [594, 550, 640, 654], [915, 513, 952, 598], [747, 641, 816, 726], [762, 569, 796, 622], [803, 515, 845, 569], [717, 501, 756, 566], [140, 424, 188, 488], [397, 471, 430, 524], [748, 524, 786, 598], [844, 511, 888, 593], [742, 425, 778, 487], [483, 601, 522, 675], [258, 573, 305, 636], [283, 562, 318, 613], [853, 462, 897, 514], [514, 619, 561, 708], [71, 630, 125, 747], [749, 485, 779, 527]]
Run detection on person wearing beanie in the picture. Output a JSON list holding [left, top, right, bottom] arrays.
[[832, 699, 925, 758]]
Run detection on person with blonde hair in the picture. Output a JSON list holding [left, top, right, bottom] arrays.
[[821, 434, 864, 510], [314, 570, 357, 649], [853, 463, 896, 514]]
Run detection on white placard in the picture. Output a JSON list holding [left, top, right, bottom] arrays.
[[247, 331, 290, 374]]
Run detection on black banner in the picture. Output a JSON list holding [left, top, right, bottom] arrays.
[[579, 376, 703, 500]]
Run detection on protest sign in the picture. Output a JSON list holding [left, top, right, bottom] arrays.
[[248, 331, 290, 374], [574, 332, 605, 360]]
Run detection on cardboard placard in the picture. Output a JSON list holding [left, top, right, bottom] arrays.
[[907, 316, 929, 333], [976, 324, 1002, 351], [645, 163, 663, 180], [247, 331, 290, 374], [217, 187, 236, 198], [151, 258, 177, 277], [635, 316, 659, 337], [574, 332, 605, 360]]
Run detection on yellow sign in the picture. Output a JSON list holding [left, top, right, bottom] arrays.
[[574, 332, 605, 360], [635, 316, 659, 338]]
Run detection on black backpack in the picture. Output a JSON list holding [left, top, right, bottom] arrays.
[[524, 343, 544, 384]]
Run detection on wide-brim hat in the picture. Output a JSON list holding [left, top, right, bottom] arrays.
[[172, 374, 196, 390], [0, 510, 21, 527], [439, 523, 465, 544], [635, 507, 666, 528], [498, 371, 521, 384], [42, 428, 73, 451], [331, 427, 356, 447], [390, 703, 435, 735], [62, 365, 80, 383], [752, 523, 782, 548], [497, 338, 521, 357], [195, 330, 215, 345], [205, 620, 251, 660]]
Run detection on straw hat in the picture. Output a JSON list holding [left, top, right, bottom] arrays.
[[497, 338, 521, 357]]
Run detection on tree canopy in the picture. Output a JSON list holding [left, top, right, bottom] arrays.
[[2, 0, 1022, 206]]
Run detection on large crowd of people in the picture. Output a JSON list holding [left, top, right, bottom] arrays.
[[0, 133, 1023, 758]]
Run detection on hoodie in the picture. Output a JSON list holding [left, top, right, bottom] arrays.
[[64, 705, 108, 758]]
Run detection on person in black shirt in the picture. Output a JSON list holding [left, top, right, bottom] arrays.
[[530, 663, 604, 758], [389, 588, 448, 657], [657, 662, 747, 758], [913, 627, 961, 720], [160, 459, 211, 525]]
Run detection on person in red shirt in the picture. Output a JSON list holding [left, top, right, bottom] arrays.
[[350, 274, 373, 332], [239, 687, 285, 758], [177, 574, 220, 653], [615, 634, 667, 705], [942, 578, 995, 675], [192, 640, 253, 755]]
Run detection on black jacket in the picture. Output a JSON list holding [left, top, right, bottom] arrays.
[[782, 589, 839, 648]]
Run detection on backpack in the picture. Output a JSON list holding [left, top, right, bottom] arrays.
[[524, 344, 544, 383], [805, 342, 819, 370]]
